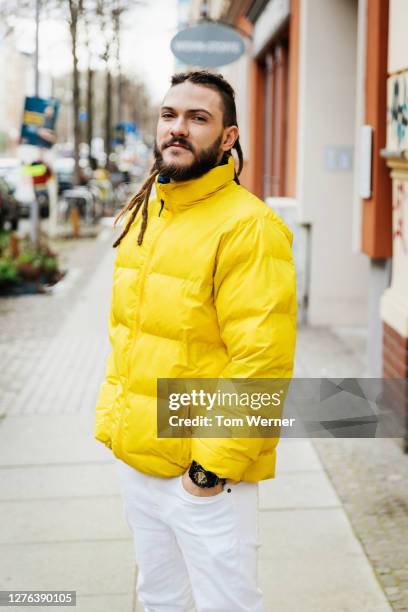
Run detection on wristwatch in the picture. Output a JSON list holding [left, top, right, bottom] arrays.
[[188, 460, 225, 488]]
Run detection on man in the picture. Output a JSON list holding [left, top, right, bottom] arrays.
[[25, 159, 52, 222], [95, 71, 297, 611]]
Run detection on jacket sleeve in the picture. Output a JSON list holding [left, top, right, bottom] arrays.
[[94, 286, 121, 448], [190, 214, 297, 480]]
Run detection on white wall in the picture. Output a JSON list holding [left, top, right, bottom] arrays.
[[0, 36, 32, 150], [388, 0, 408, 74], [296, 0, 369, 326]]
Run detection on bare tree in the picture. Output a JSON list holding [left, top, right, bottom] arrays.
[[111, 1, 145, 126], [2, 0, 149, 172], [67, 0, 83, 183], [121, 75, 157, 136], [82, 5, 95, 164], [91, 0, 112, 165], [1, 0, 83, 182], [0, 0, 35, 42], [112, 5, 123, 127], [93, 0, 139, 166]]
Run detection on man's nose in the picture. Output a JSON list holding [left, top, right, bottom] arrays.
[[170, 116, 189, 137]]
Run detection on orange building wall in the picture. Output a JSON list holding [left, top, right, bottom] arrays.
[[245, 0, 300, 199], [362, 0, 392, 258]]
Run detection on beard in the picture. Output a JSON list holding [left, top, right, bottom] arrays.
[[154, 134, 223, 182]]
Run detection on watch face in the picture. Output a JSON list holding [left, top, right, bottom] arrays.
[[196, 470, 208, 485]]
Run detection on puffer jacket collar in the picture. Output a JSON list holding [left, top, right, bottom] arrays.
[[155, 155, 235, 213]]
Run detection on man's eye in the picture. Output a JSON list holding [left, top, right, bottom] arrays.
[[193, 115, 206, 122], [161, 113, 174, 119]]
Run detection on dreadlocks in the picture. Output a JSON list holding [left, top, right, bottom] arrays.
[[113, 70, 242, 248], [113, 162, 159, 248]]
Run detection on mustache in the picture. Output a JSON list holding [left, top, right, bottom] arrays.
[[162, 137, 194, 152]]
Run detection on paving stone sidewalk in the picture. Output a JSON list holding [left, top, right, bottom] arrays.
[[297, 326, 408, 611], [0, 226, 113, 417], [0, 230, 402, 611]]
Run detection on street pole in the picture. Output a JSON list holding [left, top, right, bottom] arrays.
[[117, 43, 123, 125], [31, 0, 41, 247], [116, 8, 123, 125], [200, 0, 209, 19], [34, 0, 40, 96]]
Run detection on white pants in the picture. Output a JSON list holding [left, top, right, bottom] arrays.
[[116, 459, 263, 612]]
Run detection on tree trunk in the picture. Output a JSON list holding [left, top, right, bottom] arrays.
[[69, 2, 81, 185], [105, 68, 112, 167], [115, 12, 122, 125], [87, 66, 94, 164], [117, 73, 123, 126]]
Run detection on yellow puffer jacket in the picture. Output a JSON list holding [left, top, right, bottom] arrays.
[[94, 157, 297, 482]]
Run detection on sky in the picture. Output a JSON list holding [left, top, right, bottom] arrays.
[[121, 0, 179, 102], [12, 0, 180, 104]]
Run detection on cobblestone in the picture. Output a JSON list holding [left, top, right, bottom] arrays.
[[296, 325, 408, 611], [313, 434, 408, 611]]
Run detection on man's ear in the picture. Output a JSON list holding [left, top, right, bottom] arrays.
[[221, 126, 239, 152]]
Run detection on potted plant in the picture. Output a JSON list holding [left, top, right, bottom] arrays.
[[41, 254, 61, 284], [15, 250, 43, 282], [0, 231, 63, 293], [0, 256, 20, 291]]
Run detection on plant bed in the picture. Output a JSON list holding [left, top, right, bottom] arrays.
[[0, 271, 67, 296], [0, 231, 65, 296]]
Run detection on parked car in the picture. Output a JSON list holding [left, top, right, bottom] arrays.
[[0, 158, 35, 219], [0, 177, 19, 230]]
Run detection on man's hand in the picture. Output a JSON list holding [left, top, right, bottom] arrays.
[[182, 470, 224, 497]]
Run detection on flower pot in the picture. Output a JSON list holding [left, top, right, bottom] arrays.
[[17, 263, 42, 282]]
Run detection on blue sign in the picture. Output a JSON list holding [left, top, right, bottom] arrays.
[[171, 22, 245, 68], [112, 122, 139, 146], [21, 96, 59, 149], [118, 121, 138, 134]]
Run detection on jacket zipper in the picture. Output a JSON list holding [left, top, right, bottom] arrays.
[[115, 206, 172, 456], [132, 212, 171, 360]]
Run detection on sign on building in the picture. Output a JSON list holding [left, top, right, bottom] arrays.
[[171, 23, 245, 68]]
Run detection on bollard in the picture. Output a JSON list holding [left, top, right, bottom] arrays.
[[69, 205, 80, 238], [10, 233, 20, 258]]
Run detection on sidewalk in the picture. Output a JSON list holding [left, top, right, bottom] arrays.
[[0, 234, 394, 611]]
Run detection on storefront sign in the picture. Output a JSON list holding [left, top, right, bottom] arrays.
[[171, 23, 245, 68]]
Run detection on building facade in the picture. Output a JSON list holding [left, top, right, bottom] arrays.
[[0, 35, 32, 154], [184, 0, 407, 378], [223, 0, 370, 336], [380, 0, 408, 379]]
